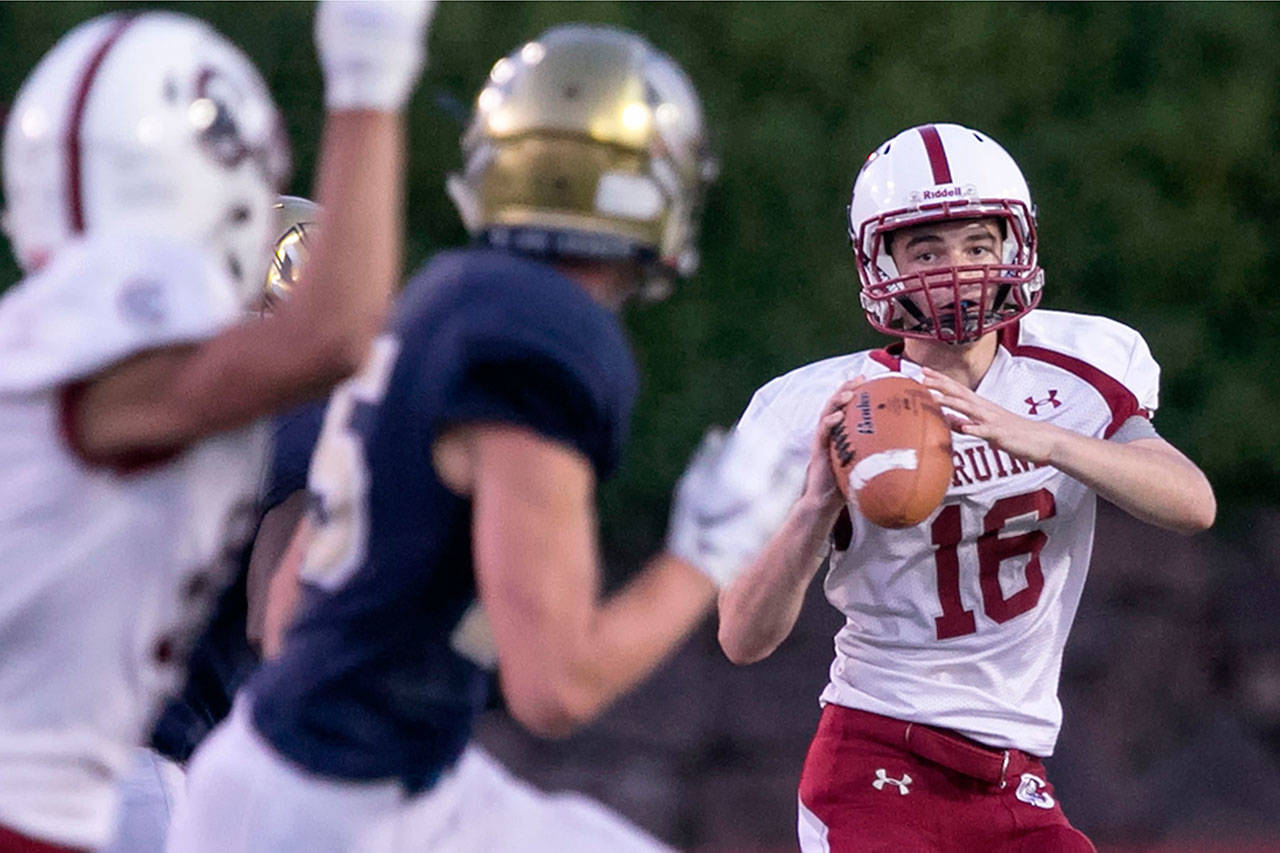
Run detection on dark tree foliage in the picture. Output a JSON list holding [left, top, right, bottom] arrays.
[[2, 2, 1276, 566]]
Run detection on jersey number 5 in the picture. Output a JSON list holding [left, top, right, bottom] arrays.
[[931, 488, 1056, 640], [303, 335, 401, 591]]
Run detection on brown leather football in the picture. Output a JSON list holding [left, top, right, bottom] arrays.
[[828, 375, 953, 529]]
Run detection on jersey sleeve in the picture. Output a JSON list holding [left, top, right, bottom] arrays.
[[733, 377, 810, 462], [0, 236, 240, 393], [423, 286, 637, 479], [1121, 328, 1160, 421], [733, 352, 873, 456]]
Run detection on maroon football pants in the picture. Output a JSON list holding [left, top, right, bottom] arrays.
[[798, 705, 1096, 852], [0, 825, 83, 853]]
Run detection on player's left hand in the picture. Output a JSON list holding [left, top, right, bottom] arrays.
[[921, 366, 1062, 465], [666, 426, 807, 588]]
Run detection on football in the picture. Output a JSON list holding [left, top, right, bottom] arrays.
[[828, 375, 953, 529]]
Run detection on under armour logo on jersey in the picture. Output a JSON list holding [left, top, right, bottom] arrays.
[[1015, 773, 1055, 809], [872, 768, 912, 795], [1025, 390, 1061, 415]]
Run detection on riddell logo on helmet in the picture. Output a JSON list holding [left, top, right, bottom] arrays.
[[921, 186, 966, 201]]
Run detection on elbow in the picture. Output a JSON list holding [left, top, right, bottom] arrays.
[[1177, 471, 1217, 534], [501, 675, 600, 740], [715, 592, 778, 665], [1179, 488, 1217, 535], [506, 700, 584, 740], [717, 619, 775, 666], [1160, 478, 1216, 536]]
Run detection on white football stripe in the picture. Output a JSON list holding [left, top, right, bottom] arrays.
[[850, 448, 919, 490]]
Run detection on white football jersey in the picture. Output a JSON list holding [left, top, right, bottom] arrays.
[[0, 236, 268, 848], [735, 310, 1159, 757]]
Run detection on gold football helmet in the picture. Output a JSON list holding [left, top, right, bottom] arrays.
[[447, 25, 717, 299], [262, 194, 320, 311]]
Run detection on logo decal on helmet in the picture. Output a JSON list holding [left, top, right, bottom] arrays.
[[192, 66, 290, 188]]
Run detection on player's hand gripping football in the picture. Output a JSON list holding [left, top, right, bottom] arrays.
[[666, 426, 808, 588], [808, 377, 865, 512], [315, 0, 439, 111], [921, 366, 1060, 465]]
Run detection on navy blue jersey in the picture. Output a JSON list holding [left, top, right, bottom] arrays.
[[262, 401, 328, 511], [149, 400, 326, 762], [249, 248, 637, 789]]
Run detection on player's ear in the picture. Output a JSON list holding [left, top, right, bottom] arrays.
[[432, 428, 477, 496]]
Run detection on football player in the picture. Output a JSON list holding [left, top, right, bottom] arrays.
[[716, 123, 1217, 851], [168, 25, 802, 852], [264, 200, 678, 853], [0, 3, 435, 851], [103, 197, 326, 853]]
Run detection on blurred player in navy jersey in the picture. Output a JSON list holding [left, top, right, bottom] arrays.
[[169, 25, 804, 852], [0, 3, 436, 850]]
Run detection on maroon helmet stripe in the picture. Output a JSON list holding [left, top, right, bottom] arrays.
[[917, 125, 953, 185], [65, 15, 135, 234]]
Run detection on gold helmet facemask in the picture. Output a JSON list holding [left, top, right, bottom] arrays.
[[447, 25, 717, 300], [261, 195, 321, 312]]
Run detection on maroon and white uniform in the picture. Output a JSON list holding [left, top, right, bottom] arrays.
[[734, 309, 1159, 850], [0, 236, 268, 849], [739, 309, 1159, 751]]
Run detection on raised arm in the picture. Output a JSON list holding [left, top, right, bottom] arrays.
[[70, 1, 436, 461]]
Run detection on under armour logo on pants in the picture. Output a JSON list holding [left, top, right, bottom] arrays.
[[872, 768, 911, 794]]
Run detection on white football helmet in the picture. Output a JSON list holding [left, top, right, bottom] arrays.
[[848, 123, 1044, 343], [3, 11, 290, 306]]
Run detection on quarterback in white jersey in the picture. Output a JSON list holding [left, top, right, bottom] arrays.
[[0, 4, 435, 850], [718, 124, 1216, 852]]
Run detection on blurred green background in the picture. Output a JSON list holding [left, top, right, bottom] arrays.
[[4, 2, 1277, 569], [3, 5, 1279, 849]]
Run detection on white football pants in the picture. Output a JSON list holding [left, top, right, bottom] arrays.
[[166, 699, 671, 853], [100, 748, 185, 853]]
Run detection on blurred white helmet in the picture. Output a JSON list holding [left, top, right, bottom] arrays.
[[3, 11, 290, 306], [848, 123, 1043, 342]]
